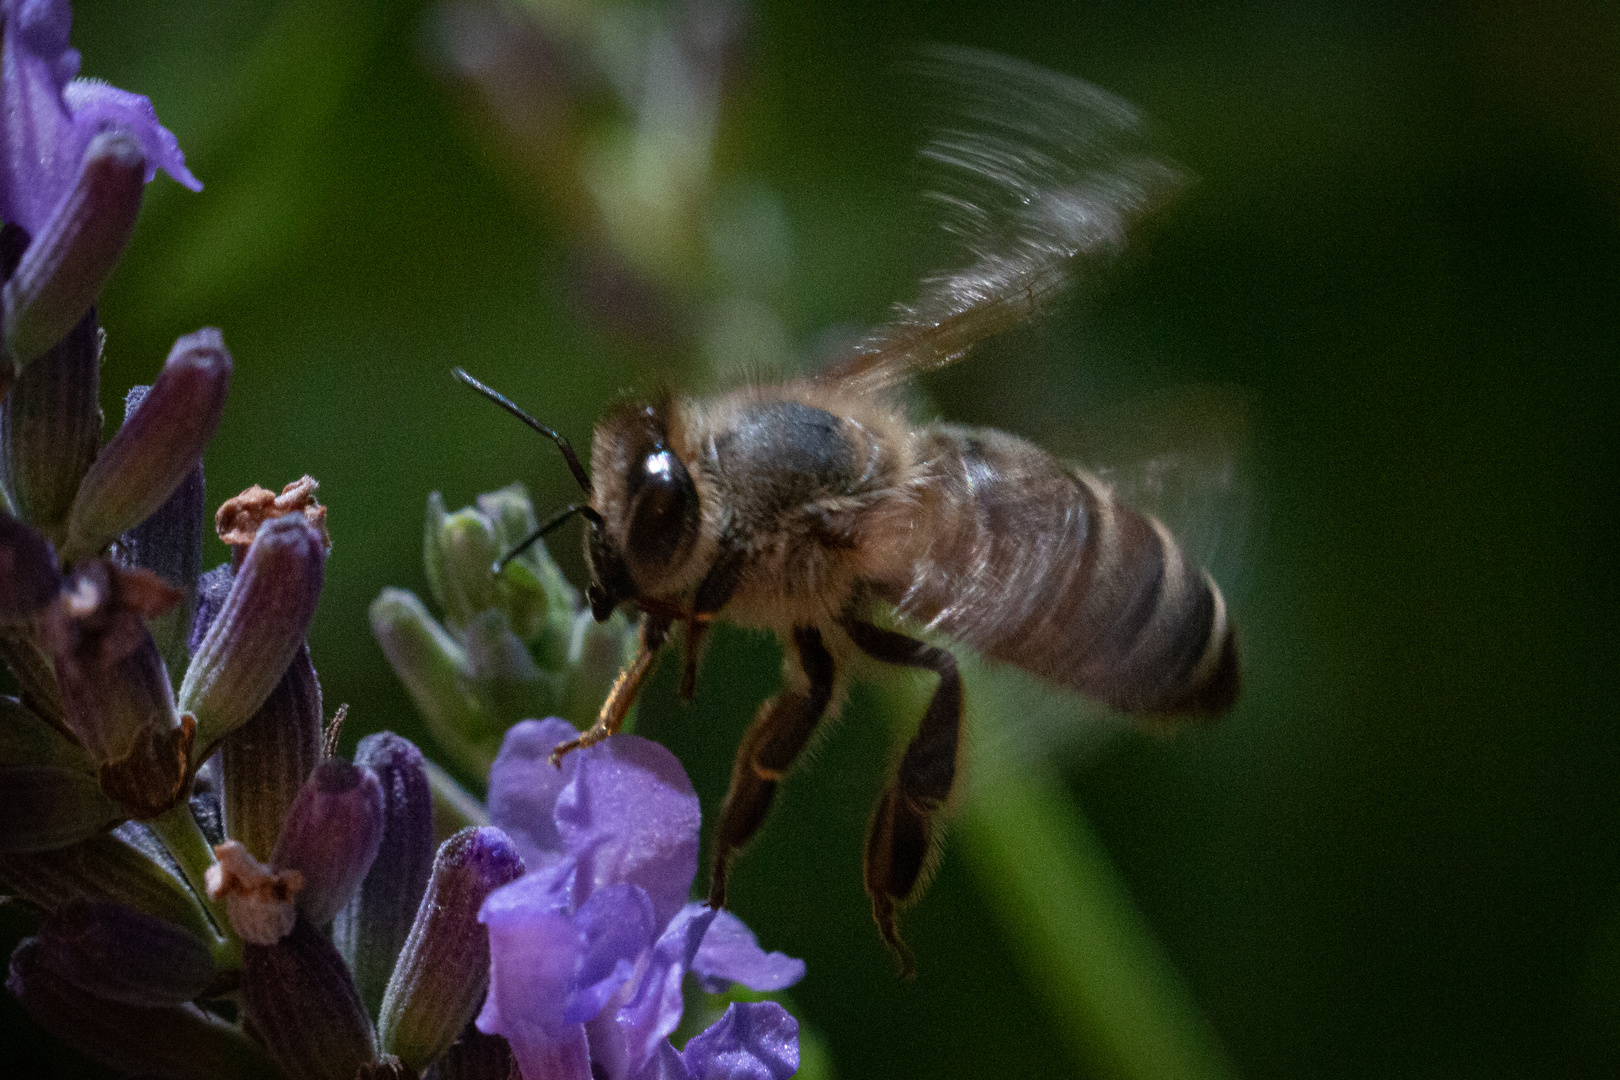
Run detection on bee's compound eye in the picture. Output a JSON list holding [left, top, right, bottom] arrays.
[[626, 449, 699, 575]]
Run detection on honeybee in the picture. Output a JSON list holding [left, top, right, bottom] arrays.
[[455, 46, 1238, 974]]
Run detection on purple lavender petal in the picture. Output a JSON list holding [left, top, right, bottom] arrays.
[[691, 909, 805, 994], [478, 877, 594, 1080], [615, 903, 718, 1075], [487, 717, 580, 871], [555, 734, 701, 928], [63, 79, 200, 191], [635, 1041, 693, 1080], [679, 1002, 799, 1080], [0, 0, 82, 235], [562, 882, 656, 1025]]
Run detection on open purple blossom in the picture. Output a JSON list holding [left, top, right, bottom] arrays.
[[478, 719, 804, 1080], [0, 0, 198, 236]]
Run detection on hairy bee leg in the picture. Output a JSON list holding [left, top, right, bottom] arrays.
[[708, 626, 835, 910], [842, 619, 963, 979], [550, 615, 672, 767]]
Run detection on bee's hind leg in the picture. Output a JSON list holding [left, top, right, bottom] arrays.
[[708, 626, 835, 910], [841, 618, 963, 979]]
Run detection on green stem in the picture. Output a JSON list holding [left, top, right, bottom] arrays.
[[149, 802, 243, 969], [957, 699, 1238, 1080]]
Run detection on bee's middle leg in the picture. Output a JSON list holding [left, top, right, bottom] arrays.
[[841, 618, 963, 978], [708, 625, 835, 910]]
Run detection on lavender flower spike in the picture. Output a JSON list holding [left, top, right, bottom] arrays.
[[3, 130, 144, 366], [272, 757, 385, 927], [64, 328, 231, 560], [0, 0, 199, 239], [179, 513, 326, 753], [378, 826, 525, 1071]]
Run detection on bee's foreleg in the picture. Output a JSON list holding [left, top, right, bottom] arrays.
[[841, 618, 963, 979], [549, 614, 672, 767], [707, 625, 835, 910]]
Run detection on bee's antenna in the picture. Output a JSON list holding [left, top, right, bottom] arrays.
[[452, 367, 593, 494], [495, 502, 602, 575]]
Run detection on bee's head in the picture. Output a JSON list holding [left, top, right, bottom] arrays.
[[585, 400, 702, 619]]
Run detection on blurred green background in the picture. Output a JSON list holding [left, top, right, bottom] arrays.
[[6, 0, 1619, 1076]]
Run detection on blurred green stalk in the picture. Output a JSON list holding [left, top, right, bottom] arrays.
[[955, 693, 1237, 1080]]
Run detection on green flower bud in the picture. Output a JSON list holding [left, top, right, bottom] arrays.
[[370, 587, 497, 775], [436, 506, 500, 630]]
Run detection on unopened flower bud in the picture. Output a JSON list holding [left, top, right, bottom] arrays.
[[179, 514, 326, 752], [478, 483, 578, 640], [463, 608, 552, 726], [64, 328, 230, 560], [436, 506, 500, 628], [273, 758, 385, 927], [3, 132, 145, 366], [560, 608, 639, 732], [242, 918, 378, 1080], [8, 938, 282, 1080], [334, 732, 435, 1017], [370, 587, 495, 774], [0, 511, 59, 621], [38, 560, 194, 818], [188, 562, 234, 653], [0, 831, 215, 944], [35, 898, 216, 1006], [222, 645, 323, 861], [0, 310, 99, 539], [378, 826, 525, 1071], [114, 382, 204, 675]]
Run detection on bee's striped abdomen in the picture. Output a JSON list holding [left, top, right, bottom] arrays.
[[893, 425, 1237, 716]]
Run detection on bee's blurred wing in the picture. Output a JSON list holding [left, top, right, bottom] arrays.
[[819, 45, 1188, 395]]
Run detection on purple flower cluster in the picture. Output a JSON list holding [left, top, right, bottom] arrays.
[[480, 719, 803, 1080]]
